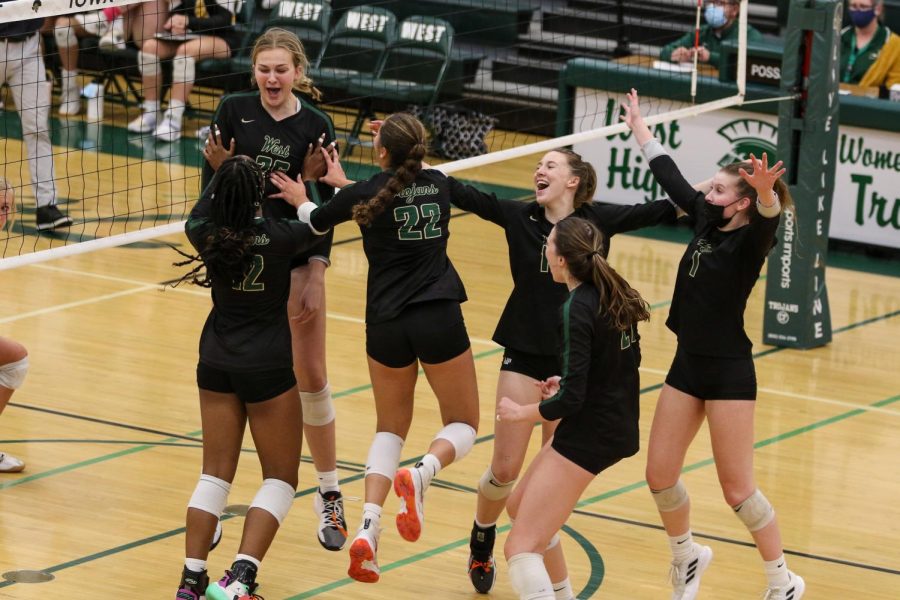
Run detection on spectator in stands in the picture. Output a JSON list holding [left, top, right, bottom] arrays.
[[660, 0, 762, 67], [127, 0, 241, 142], [0, 18, 73, 230], [0, 179, 28, 474], [49, 0, 170, 116], [842, 0, 891, 84], [860, 30, 900, 92]]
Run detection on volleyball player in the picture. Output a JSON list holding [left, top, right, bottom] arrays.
[[286, 112, 479, 583], [201, 28, 347, 552], [446, 148, 676, 596], [622, 88, 805, 600], [0, 179, 27, 474], [172, 155, 323, 600], [127, 0, 240, 141], [496, 216, 648, 600]]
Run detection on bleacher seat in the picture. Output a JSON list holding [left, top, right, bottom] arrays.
[[343, 15, 454, 154], [308, 5, 398, 92]]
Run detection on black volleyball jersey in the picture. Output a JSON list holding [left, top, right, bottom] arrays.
[[308, 169, 466, 324], [185, 189, 322, 371], [201, 91, 336, 260], [538, 284, 641, 460], [447, 176, 675, 356], [648, 154, 780, 357]]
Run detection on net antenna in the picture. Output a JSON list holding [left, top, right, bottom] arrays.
[[0, 0, 753, 271], [691, 0, 702, 103]]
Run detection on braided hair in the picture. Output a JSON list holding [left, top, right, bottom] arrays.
[[352, 112, 428, 226], [554, 216, 650, 330], [173, 156, 265, 287]]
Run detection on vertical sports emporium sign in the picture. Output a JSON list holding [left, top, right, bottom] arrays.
[[762, 0, 841, 348]]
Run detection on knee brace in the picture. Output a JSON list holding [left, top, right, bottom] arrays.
[[651, 480, 689, 512], [171, 55, 195, 84], [478, 466, 516, 501], [53, 23, 78, 49], [545, 532, 560, 551], [435, 422, 477, 462], [733, 488, 775, 532], [507, 552, 555, 600], [365, 431, 404, 480], [249, 478, 296, 525], [187, 474, 231, 517], [300, 384, 335, 426], [0, 357, 28, 390], [137, 50, 160, 77]]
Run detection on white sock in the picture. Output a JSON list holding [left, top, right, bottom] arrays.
[[474, 518, 497, 529], [234, 553, 261, 570], [317, 469, 340, 493], [142, 99, 160, 113], [764, 554, 790, 588], [508, 552, 555, 600], [552, 577, 575, 600], [669, 531, 694, 563], [416, 453, 442, 489], [361, 502, 382, 529], [184, 557, 206, 573], [166, 99, 185, 121], [61, 69, 79, 92]]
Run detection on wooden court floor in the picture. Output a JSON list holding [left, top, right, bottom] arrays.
[[1, 134, 899, 599]]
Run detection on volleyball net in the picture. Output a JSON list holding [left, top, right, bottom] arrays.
[[0, 0, 758, 269]]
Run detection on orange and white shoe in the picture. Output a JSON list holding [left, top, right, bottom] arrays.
[[348, 519, 381, 583], [394, 467, 425, 542]]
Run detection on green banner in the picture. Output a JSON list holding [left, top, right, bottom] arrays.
[[763, 0, 841, 348]]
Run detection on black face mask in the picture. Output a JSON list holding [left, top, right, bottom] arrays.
[[703, 200, 740, 228]]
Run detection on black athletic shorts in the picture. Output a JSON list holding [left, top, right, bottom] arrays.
[[499, 348, 559, 382], [197, 362, 296, 404], [366, 300, 471, 368], [551, 440, 622, 476], [664, 346, 757, 400]]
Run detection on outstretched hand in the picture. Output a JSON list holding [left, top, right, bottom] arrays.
[[269, 170, 309, 208], [738, 153, 785, 193], [202, 124, 235, 171], [319, 144, 353, 188], [620, 88, 654, 146]]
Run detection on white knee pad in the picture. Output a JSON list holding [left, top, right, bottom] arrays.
[[171, 55, 195, 84], [54, 23, 78, 49], [300, 383, 335, 426], [478, 466, 516, 501], [507, 552, 555, 600], [651, 480, 689, 512], [187, 474, 231, 517], [733, 488, 775, 532], [365, 431, 404, 479], [0, 357, 28, 390], [545, 532, 560, 551], [138, 50, 160, 77], [435, 422, 477, 462], [249, 478, 296, 525]]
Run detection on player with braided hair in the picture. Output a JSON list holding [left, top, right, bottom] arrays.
[[287, 112, 479, 584], [172, 155, 324, 600]]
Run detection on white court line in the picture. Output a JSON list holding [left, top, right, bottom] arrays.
[[638, 366, 900, 417], [0, 285, 158, 324], [27, 264, 502, 347]]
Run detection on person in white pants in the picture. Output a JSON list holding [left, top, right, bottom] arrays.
[[0, 19, 72, 231]]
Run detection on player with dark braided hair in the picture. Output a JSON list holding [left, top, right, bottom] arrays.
[[288, 112, 479, 584], [172, 155, 324, 600]]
